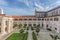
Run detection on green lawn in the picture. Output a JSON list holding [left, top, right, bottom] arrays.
[[6, 33, 22, 40], [6, 32, 28, 40]]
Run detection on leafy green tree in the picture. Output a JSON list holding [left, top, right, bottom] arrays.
[[19, 24, 22, 29], [23, 25, 26, 29], [50, 34, 60, 40], [13, 24, 18, 28], [35, 25, 40, 35], [36, 28, 40, 35], [20, 29, 24, 33], [20, 29, 24, 40]]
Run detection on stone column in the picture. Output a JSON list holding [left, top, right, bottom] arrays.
[[7, 20, 11, 33], [56, 22, 60, 33], [32, 24, 33, 27], [43, 21, 47, 29], [10, 20, 13, 32], [1, 19, 6, 34], [27, 23, 28, 27]]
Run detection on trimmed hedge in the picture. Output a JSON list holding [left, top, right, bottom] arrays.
[[31, 27, 34, 30], [6, 33, 22, 40], [27, 27, 29, 30], [23, 32, 28, 40], [6, 32, 28, 40], [46, 28, 52, 31], [32, 32, 37, 40]]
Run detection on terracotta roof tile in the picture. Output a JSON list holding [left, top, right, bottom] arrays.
[[12, 16, 36, 18]]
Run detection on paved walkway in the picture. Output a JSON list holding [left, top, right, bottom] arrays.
[[27, 27, 33, 40]]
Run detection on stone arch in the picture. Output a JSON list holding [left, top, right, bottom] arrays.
[[46, 24, 48, 28], [28, 24, 32, 26], [0, 28, 1, 33], [42, 23, 44, 28], [24, 24, 27, 27], [33, 24, 36, 26], [5, 27, 8, 33]]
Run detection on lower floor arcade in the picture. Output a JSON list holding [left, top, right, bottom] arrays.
[[13, 20, 60, 33]]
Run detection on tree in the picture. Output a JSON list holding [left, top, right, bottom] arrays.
[[20, 29, 24, 40], [37, 24, 40, 27], [19, 24, 22, 29], [31, 26, 34, 30], [36, 27, 40, 35], [20, 29, 24, 33], [13, 24, 18, 28], [35, 25, 40, 35], [50, 30, 60, 40], [50, 34, 60, 40], [23, 24, 27, 30]]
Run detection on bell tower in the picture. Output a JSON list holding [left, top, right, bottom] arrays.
[[0, 8, 4, 14]]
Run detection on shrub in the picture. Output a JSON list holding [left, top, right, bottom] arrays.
[[23, 32, 28, 40], [31, 27, 34, 30], [27, 27, 29, 30], [47, 28, 52, 31], [20, 29, 24, 33], [32, 32, 37, 40], [36, 28, 40, 35]]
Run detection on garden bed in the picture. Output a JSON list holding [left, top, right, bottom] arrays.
[[32, 32, 37, 40], [6, 32, 28, 40]]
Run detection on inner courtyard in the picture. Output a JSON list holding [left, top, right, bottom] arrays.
[[0, 6, 60, 40]]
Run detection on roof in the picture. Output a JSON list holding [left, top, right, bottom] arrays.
[[0, 14, 12, 18], [0, 14, 6, 16], [12, 16, 36, 19]]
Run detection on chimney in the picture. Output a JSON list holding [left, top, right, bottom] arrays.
[[0, 8, 4, 14]]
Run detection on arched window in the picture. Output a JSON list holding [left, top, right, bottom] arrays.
[[46, 24, 48, 28], [0, 28, 1, 33], [55, 27, 57, 30], [42, 23, 43, 27], [54, 18, 58, 21], [33, 24, 36, 26]]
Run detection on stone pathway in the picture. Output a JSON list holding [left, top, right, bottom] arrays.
[[38, 32, 52, 40], [27, 27, 33, 40]]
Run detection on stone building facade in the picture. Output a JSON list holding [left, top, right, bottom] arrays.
[[0, 6, 60, 37]]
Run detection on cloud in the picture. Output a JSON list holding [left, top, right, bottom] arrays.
[[0, 0, 7, 6], [3, 7, 34, 16], [17, 0, 30, 6], [34, 2, 45, 11], [44, 0, 60, 11], [0, 0, 60, 16]]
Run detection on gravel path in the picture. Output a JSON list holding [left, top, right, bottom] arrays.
[[27, 27, 33, 40]]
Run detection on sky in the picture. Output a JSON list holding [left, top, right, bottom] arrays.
[[0, 0, 60, 16]]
